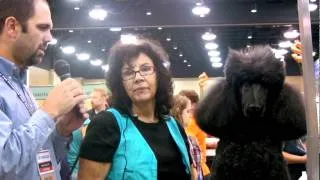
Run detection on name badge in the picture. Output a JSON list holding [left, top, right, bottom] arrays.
[[36, 150, 56, 180]]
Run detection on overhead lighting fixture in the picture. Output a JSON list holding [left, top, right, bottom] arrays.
[[202, 32, 216, 41], [210, 57, 221, 62], [61, 46, 76, 54], [310, 0, 317, 2], [309, 3, 318, 12], [146, 11, 152, 16], [246, 45, 251, 48], [284, 30, 300, 39], [89, 7, 108, 21], [120, 34, 137, 45], [208, 50, 220, 57], [90, 59, 103, 66], [272, 48, 288, 59], [212, 62, 223, 68], [109, 27, 122, 32], [101, 48, 106, 52], [102, 64, 109, 72], [187, 64, 191, 67], [247, 35, 253, 39], [250, 3, 258, 13], [68, 30, 74, 33], [179, 53, 183, 57], [87, 40, 92, 43], [192, 4, 211, 17], [48, 38, 58, 45], [205, 42, 218, 50], [74, 7, 80, 11], [166, 37, 171, 41], [183, 60, 188, 63], [76, 53, 90, 61], [158, 27, 163, 30], [173, 46, 178, 50], [278, 41, 293, 48]]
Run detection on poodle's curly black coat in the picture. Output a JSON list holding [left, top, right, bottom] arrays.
[[196, 46, 307, 180]]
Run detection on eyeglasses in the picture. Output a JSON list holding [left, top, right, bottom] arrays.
[[121, 65, 155, 81]]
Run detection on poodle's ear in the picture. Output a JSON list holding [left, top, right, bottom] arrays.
[[271, 83, 307, 140], [195, 78, 239, 138]]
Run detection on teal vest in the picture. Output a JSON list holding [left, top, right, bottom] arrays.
[[107, 108, 191, 180]]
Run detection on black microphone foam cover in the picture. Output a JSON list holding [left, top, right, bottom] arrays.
[[54, 60, 71, 81]]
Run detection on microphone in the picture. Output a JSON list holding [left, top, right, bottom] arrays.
[[54, 60, 83, 118], [54, 60, 71, 81]]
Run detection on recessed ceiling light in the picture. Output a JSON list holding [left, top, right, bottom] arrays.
[[205, 42, 218, 50], [183, 60, 188, 63], [48, 38, 58, 45], [109, 27, 122, 32], [121, 34, 137, 45], [202, 32, 216, 41], [74, 7, 80, 10], [90, 59, 103, 66], [158, 27, 163, 30], [250, 9, 257, 13], [61, 46, 76, 54], [68, 30, 74, 33], [250, 4, 258, 13], [284, 30, 299, 39], [89, 7, 108, 21], [87, 40, 92, 43], [179, 53, 183, 57], [210, 57, 221, 62], [212, 62, 223, 68], [146, 11, 152, 16], [173, 46, 178, 50], [208, 50, 220, 57], [76, 53, 90, 61], [101, 48, 106, 52], [247, 45, 251, 48], [247, 35, 253, 39], [278, 41, 293, 48], [187, 64, 191, 67], [102, 64, 109, 72], [166, 37, 171, 41], [309, 3, 318, 12], [192, 4, 211, 17]]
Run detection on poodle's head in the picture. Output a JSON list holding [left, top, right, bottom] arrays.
[[224, 46, 285, 119]]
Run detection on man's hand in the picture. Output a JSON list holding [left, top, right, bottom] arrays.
[[41, 78, 86, 120], [56, 102, 89, 137]]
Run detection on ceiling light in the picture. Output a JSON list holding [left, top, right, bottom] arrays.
[[187, 64, 191, 67], [48, 38, 58, 45], [120, 34, 137, 45], [212, 62, 223, 68], [183, 60, 188, 63], [284, 30, 300, 39], [109, 27, 122, 32], [87, 40, 92, 43], [166, 37, 171, 41], [61, 46, 76, 54], [250, 3, 258, 13], [192, 4, 211, 17], [158, 27, 163, 30], [202, 32, 216, 41], [313, 52, 316, 56], [246, 45, 251, 48], [74, 7, 80, 10], [90, 59, 103, 66], [310, 0, 317, 2], [89, 7, 108, 21], [173, 46, 178, 50], [68, 30, 74, 33], [76, 53, 90, 61], [272, 48, 288, 59], [278, 41, 293, 48], [146, 11, 152, 16], [309, 3, 318, 11], [205, 42, 218, 50], [179, 53, 183, 57], [210, 57, 221, 62], [247, 35, 252, 39], [208, 50, 220, 57], [101, 48, 106, 52], [102, 64, 109, 72]]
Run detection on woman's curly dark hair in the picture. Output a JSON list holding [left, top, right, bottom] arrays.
[[106, 36, 173, 120]]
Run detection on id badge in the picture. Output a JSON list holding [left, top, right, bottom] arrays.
[[36, 150, 56, 180]]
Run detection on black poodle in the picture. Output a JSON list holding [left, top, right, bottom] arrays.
[[196, 46, 306, 180]]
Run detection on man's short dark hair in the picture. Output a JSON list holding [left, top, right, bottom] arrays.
[[0, 0, 37, 33]]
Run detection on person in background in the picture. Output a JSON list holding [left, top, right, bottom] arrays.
[[179, 90, 211, 177], [88, 88, 109, 120], [171, 94, 203, 180], [0, 0, 88, 179], [68, 88, 110, 179], [78, 37, 193, 179]]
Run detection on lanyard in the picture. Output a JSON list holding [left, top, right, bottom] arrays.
[[0, 72, 35, 115]]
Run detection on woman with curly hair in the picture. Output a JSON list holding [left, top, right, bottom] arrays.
[[78, 36, 192, 180]]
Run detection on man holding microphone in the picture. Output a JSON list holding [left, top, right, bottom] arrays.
[[0, 0, 88, 179]]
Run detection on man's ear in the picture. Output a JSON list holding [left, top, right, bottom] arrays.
[[3, 16, 22, 39]]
